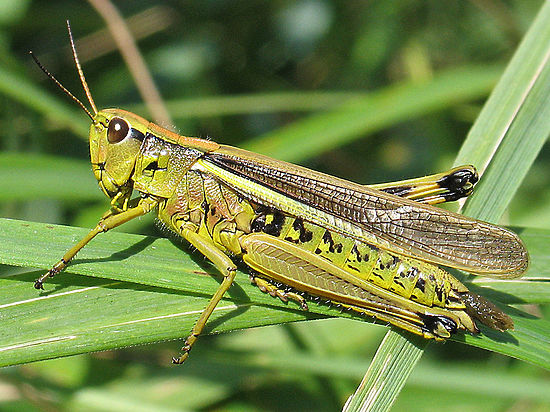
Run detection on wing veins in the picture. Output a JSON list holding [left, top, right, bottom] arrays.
[[204, 146, 528, 276]]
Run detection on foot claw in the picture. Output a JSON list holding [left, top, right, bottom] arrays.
[[172, 352, 188, 364]]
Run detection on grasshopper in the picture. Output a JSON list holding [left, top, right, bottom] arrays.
[[31, 24, 528, 364]]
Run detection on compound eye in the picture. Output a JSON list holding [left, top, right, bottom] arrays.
[[107, 117, 130, 143]]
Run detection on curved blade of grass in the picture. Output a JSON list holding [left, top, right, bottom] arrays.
[[347, 2, 550, 411], [130, 92, 368, 118], [0, 218, 548, 368], [454, 5, 550, 222], [242, 65, 501, 161]]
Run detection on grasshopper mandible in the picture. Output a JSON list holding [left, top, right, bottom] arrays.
[[31, 24, 528, 364]]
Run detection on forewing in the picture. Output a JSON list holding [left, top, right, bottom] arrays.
[[202, 146, 529, 278]]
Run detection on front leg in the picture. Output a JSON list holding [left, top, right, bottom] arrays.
[[172, 224, 237, 364], [34, 196, 159, 289]]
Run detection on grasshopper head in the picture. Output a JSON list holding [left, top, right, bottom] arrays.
[[90, 109, 149, 200], [30, 23, 151, 206], [32, 22, 217, 205]]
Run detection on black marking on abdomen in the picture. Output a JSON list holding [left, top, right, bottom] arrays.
[[264, 210, 285, 237], [393, 278, 405, 289], [415, 277, 426, 293], [351, 244, 362, 262], [251, 207, 286, 237], [435, 284, 444, 302], [323, 230, 343, 253], [293, 218, 313, 243], [251, 215, 266, 232], [144, 160, 158, 171]]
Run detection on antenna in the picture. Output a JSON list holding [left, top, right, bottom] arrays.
[[66, 20, 98, 116], [29, 21, 97, 121]]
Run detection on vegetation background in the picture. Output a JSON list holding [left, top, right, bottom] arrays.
[[0, 0, 549, 410]]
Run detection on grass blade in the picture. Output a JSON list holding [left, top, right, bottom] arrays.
[[0, 218, 548, 368], [243, 65, 501, 161]]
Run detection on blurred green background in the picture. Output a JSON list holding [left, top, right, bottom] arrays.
[[0, 0, 549, 410]]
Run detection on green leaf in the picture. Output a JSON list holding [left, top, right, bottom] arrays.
[[0, 218, 548, 368], [0, 218, 321, 367], [131, 91, 368, 118], [242, 65, 501, 161]]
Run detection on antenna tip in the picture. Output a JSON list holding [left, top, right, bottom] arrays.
[[29, 50, 40, 65]]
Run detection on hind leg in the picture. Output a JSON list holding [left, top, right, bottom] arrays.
[[250, 275, 308, 310]]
